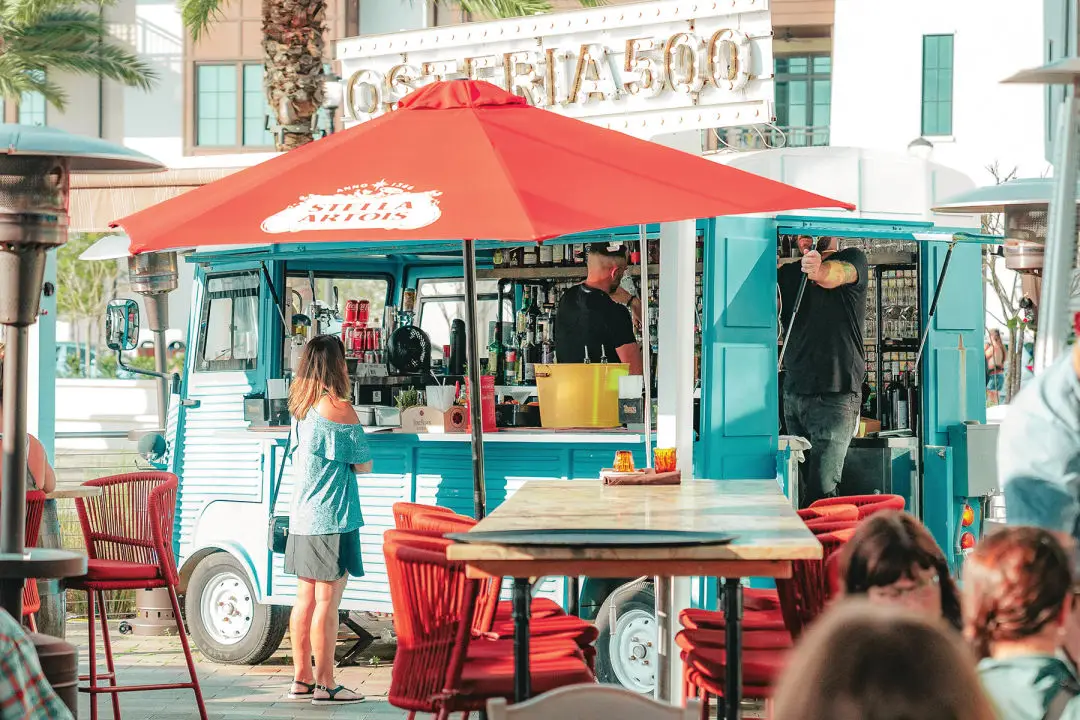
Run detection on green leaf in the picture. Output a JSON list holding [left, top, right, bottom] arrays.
[[178, 0, 226, 41], [457, 0, 555, 18]]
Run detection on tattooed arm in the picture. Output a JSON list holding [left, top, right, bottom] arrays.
[[801, 251, 860, 289]]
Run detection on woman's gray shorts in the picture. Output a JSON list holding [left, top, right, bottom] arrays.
[[284, 529, 364, 582]]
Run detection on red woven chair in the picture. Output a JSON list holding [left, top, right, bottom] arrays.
[[396, 502, 566, 623], [810, 494, 905, 518], [680, 527, 856, 715], [383, 529, 593, 719], [22, 489, 46, 631], [797, 504, 859, 522], [393, 501, 457, 530], [70, 472, 206, 720]]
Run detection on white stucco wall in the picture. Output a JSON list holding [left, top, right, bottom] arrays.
[[830, 0, 1051, 185]]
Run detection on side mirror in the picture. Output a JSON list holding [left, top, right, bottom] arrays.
[[105, 299, 140, 352]]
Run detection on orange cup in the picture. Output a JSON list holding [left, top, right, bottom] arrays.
[[654, 447, 677, 473], [613, 450, 636, 473]]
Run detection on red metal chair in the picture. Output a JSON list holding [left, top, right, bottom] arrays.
[[393, 501, 566, 623], [22, 489, 46, 631], [797, 504, 859, 522], [383, 529, 593, 719], [70, 472, 207, 720], [679, 527, 856, 715], [411, 511, 599, 669], [810, 494, 905, 518]]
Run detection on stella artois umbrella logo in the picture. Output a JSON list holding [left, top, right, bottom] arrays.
[[261, 181, 442, 234]]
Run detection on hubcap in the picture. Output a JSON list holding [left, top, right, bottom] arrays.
[[201, 571, 254, 646], [609, 608, 657, 694]]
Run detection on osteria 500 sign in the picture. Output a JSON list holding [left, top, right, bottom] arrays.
[[336, 0, 774, 136]]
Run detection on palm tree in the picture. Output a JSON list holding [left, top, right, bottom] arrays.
[[181, 0, 602, 151], [0, 0, 156, 111]]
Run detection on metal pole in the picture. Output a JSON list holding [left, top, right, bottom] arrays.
[[914, 240, 957, 373], [146, 295, 170, 429], [1035, 80, 1080, 372], [639, 225, 653, 466], [461, 239, 487, 520], [0, 325, 29, 618]]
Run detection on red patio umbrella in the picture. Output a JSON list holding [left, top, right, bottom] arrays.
[[114, 79, 852, 522]]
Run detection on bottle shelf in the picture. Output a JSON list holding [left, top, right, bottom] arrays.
[[476, 264, 703, 281]]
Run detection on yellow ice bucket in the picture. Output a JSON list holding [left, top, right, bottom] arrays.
[[534, 363, 629, 428]]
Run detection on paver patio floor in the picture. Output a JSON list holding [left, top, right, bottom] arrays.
[[69, 614, 405, 720]]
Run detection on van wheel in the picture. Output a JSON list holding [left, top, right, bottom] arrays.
[[186, 552, 288, 665], [594, 579, 656, 695]]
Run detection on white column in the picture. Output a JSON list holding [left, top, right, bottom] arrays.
[[655, 219, 697, 703]]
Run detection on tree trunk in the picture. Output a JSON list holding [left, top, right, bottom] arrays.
[[1006, 324, 1025, 402], [263, 0, 326, 152]]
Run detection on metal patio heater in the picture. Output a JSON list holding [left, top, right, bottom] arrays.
[[935, 57, 1080, 371], [0, 124, 163, 710]]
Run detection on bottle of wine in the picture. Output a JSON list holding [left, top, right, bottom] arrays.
[[881, 373, 894, 430], [538, 243, 553, 266]]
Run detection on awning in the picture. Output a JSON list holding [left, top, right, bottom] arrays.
[[69, 167, 243, 232]]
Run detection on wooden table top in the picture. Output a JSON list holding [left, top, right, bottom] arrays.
[[446, 480, 821, 576], [46, 487, 104, 500]]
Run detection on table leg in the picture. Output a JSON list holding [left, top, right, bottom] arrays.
[[723, 578, 743, 720], [567, 576, 579, 617], [654, 576, 672, 702], [512, 577, 532, 703]]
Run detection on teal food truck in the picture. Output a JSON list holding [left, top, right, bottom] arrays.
[[112, 162, 998, 694]]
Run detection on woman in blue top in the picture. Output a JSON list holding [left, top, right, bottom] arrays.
[[964, 526, 1080, 719], [285, 335, 371, 705]]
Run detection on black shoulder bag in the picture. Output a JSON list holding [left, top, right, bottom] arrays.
[[1044, 673, 1080, 720], [267, 425, 295, 554]]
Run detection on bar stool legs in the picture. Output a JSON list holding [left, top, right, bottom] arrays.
[[97, 591, 122, 720], [167, 584, 208, 720]]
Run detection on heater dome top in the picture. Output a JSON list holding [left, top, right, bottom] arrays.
[[0, 124, 164, 173], [932, 177, 1077, 215]]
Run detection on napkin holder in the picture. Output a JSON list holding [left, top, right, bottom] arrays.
[[601, 468, 682, 486]]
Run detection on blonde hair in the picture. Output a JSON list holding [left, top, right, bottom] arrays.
[[288, 335, 350, 420], [770, 600, 996, 720]]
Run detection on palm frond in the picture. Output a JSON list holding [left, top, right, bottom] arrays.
[[178, 0, 228, 41], [2, 8, 156, 107], [457, 0, 553, 19], [0, 53, 67, 107], [576, 0, 606, 6]]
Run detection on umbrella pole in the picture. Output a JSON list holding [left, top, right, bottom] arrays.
[[461, 238, 488, 520], [639, 225, 653, 467], [0, 325, 29, 617]]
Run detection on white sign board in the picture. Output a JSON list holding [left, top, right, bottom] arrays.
[[336, 0, 774, 139]]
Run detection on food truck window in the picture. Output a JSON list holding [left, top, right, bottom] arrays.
[[417, 279, 511, 362], [195, 271, 261, 373], [284, 274, 390, 327]]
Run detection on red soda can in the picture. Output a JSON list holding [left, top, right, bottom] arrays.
[[345, 299, 360, 325], [357, 300, 370, 327]]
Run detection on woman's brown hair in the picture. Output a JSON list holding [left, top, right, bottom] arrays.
[[962, 525, 1072, 660], [288, 335, 350, 420], [838, 510, 963, 629], [770, 599, 997, 720]]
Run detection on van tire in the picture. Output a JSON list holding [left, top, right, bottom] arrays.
[[185, 552, 288, 665], [594, 578, 657, 695]]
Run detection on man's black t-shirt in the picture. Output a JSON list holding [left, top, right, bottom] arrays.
[[554, 283, 636, 364], [778, 247, 868, 395]]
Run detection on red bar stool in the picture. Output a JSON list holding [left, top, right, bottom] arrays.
[[22, 489, 46, 631], [809, 494, 905, 518], [70, 472, 207, 720]]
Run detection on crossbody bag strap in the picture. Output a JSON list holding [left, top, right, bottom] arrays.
[[268, 423, 296, 515], [1044, 675, 1080, 720]]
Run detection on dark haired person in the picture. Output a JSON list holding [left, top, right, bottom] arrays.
[[285, 335, 371, 705], [837, 510, 962, 629], [963, 526, 1080, 719], [777, 236, 868, 506], [771, 600, 997, 720], [554, 242, 643, 374]]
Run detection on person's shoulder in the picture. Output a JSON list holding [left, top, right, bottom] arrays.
[[316, 396, 359, 425]]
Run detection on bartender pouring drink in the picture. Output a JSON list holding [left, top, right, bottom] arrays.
[[778, 236, 868, 507], [554, 242, 643, 374]]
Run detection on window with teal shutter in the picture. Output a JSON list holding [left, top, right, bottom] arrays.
[[19, 70, 46, 126], [242, 64, 274, 147], [196, 64, 238, 147], [773, 54, 831, 147], [921, 34, 954, 136]]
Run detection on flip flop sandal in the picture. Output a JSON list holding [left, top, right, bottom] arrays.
[[286, 680, 316, 700], [312, 684, 365, 705]]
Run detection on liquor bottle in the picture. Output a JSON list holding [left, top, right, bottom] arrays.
[[881, 374, 894, 430], [573, 243, 585, 265], [904, 366, 919, 432], [560, 244, 573, 266], [538, 243, 553, 266], [540, 322, 555, 364], [886, 373, 908, 431], [516, 286, 530, 338], [488, 323, 504, 385], [526, 285, 541, 337], [522, 245, 537, 267], [505, 343, 518, 385], [861, 376, 873, 418], [492, 248, 503, 267]]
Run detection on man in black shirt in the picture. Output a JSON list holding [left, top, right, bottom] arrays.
[[555, 243, 643, 374], [777, 236, 868, 507]]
